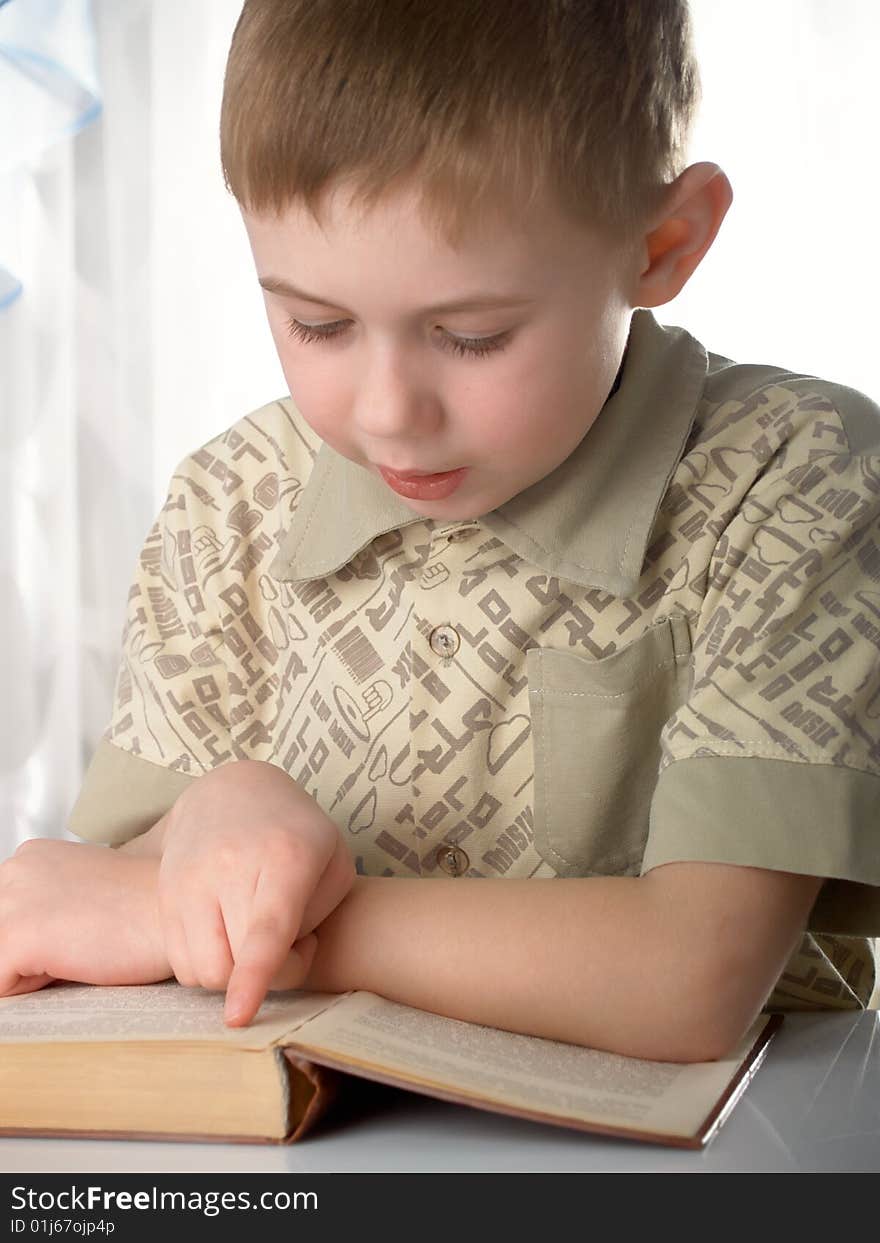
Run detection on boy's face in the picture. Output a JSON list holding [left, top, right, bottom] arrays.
[[242, 180, 638, 520]]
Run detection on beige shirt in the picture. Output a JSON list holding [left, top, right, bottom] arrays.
[[68, 308, 880, 1011]]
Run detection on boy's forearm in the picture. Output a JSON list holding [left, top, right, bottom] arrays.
[[113, 809, 174, 857], [302, 875, 723, 1064]]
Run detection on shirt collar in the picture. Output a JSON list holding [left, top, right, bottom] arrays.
[[268, 307, 708, 598]]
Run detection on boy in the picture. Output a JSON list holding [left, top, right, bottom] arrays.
[[2, 0, 878, 1063]]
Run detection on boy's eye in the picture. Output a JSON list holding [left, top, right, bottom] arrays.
[[282, 315, 511, 360]]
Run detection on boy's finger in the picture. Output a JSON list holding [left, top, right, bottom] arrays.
[[223, 923, 289, 1024], [268, 933, 318, 990], [183, 896, 235, 991], [0, 972, 55, 998], [167, 923, 200, 988], [157, 888, 197, 988], [222, 869, 309, 1024], [224, 936, 317, 1026]]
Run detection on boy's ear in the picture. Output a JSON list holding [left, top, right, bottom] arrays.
[[631, 162, 734, 308]]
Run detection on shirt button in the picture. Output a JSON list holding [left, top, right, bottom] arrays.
[[435, 844, 469, 876], [429, 624, 460, 658]]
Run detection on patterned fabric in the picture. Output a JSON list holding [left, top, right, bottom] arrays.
[[67, 309, 880, 1011]]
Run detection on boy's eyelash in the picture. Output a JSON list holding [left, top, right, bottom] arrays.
[[283, 315, 512, 359]]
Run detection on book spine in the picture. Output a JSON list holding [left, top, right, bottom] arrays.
[[281, 1050, 345, 1143]]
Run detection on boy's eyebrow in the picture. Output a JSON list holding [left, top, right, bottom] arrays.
[[257, 274, 536, 314]]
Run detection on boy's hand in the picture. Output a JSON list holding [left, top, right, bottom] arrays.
[[0, 839, 171, 997], [157, 760, 356, 1026]]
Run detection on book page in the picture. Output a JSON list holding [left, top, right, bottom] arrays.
[[289, 992, 768, 1137], [0, 981, 350, 1052]]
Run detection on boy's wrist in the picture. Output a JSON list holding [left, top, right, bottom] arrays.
[[299, 875, 370, 995], [117, 852, 173, 983], [115, 807, 175, 858]]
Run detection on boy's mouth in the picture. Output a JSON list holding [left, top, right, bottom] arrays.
[[377, 464, 469, 499], [377, 463, 459, 479]]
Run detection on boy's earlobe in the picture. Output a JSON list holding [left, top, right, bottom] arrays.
[[634, 162, 734, 309]]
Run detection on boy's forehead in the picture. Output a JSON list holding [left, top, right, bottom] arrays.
[[240, 187, 623, 293]]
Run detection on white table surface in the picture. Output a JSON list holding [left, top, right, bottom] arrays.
[[1, 1010, 878, 1174]]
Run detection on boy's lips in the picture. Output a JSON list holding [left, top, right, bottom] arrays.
[[377, 463, 460, 479], [377, 464, 469, 499]]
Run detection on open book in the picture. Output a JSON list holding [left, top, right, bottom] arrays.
[[0, 981, 781, 1149]]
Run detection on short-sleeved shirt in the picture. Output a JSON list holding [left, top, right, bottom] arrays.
[[67, 308, 880, 1011]]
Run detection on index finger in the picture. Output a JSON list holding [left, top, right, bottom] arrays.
[[223, 869, 306, 1024], [224, 932, 316, 1026]]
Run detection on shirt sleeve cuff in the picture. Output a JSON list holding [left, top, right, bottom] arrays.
[[66, 740, 198, 847], [642, 756, 880, 935]]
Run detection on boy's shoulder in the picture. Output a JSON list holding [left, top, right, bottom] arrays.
[[625, 313, 880, 575], [177, 394, 323, 487], [696, 339, 880, 463], [164, 395, 324, 546]]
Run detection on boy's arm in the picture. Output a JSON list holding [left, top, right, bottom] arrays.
[[106, 773, 821, 1060], [113, 809, 174, 857], [300, 863, 823, 1063]]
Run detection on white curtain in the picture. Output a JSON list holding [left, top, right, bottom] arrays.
[[1, 0, 878, 855]]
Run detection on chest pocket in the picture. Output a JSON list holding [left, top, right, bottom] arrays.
[[526, 613, 693, 878]]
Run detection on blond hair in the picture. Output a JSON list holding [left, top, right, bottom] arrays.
[[219, 0, 702, 251]]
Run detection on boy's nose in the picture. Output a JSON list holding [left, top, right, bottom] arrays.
[[354, 385, 445, 442]]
